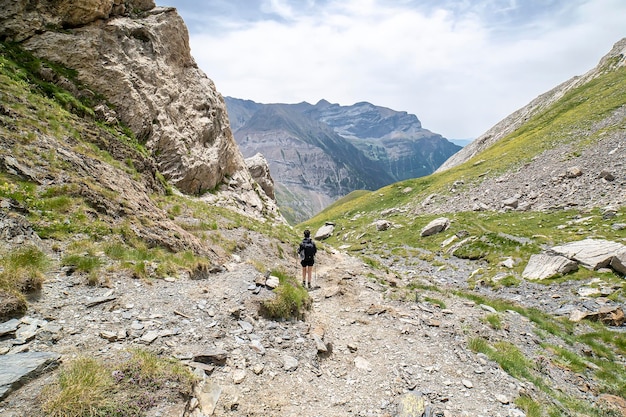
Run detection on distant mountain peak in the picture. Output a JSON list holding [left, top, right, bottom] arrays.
[[225, 97, 460, 223]]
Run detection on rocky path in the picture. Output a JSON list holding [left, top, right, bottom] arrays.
[[0, 245, 610, 417]]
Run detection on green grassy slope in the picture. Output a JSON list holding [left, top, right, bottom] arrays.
[[299, 61, 626, 283]]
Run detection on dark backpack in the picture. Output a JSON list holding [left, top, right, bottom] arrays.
[[301, 238, 316, 260]]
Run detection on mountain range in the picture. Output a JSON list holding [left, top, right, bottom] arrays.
[[225, 97, 461, 223], [1, 1, 626, 416]]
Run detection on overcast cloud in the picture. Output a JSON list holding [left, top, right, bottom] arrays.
[[156, 0, 626, 139]]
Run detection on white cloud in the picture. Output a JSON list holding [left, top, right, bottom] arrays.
[[180, 0, 626, 138]]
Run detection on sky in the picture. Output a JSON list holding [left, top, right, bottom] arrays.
[[155, 0, 626, 140]]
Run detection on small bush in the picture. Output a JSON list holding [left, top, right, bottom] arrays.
[[42, 357, 115, 417], [62, 253, 102, 274], [260, 270, 311, 320], [42, 350, 196, 417], [0, 245, 49, 316], [484, 313, 503, 330]]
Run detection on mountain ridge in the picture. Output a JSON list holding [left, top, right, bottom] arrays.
[[1, 2, 626, 416], [226, 97, 460, 223]]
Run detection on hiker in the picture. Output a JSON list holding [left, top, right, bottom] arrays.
[[297, 229, 317, 289]]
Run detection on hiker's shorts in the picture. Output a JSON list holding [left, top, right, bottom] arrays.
[[301, 258, 314, 267]]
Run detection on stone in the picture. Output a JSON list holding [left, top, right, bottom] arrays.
[[140, 330, 160, 344], [396, 392, 425, 417], [0, 319, 21, 337], [99, 330, 118, 342], [599, 170, 615, 181], [265, 275, 280, 289], [610, 249, 626, 275], [245, 153, 275, 200], [495, 394, 510, 404], [193, 378, 222, 416], [312, 334, 328, 353], [249, 339, 265, 355], [566, 166, 583, 178], [193, 349, 228, 366], [282, 355, 298, 371], [420, 217, 450, 237], [354, 356, 371, 371], [552, 239, 626, 270], [0, 352, 61, 400], [252, 363, 264, 375], [462, 379, 473, 388], [522, 254, 579, 280], [314, 223, 335, 240], [232, 369, 246, 384], [502, 197, 519, 209], [500, 257, 516, 269], [85, 295, 117, 308], [373, 219, 392, 231]]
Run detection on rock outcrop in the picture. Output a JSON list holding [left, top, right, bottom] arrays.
[[1, 0, 273, 213]]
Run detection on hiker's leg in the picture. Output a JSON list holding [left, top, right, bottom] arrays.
[[301, 266, 306, 285], [307, 266, 313, 286]]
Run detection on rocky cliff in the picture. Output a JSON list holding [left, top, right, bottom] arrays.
[[0, 0, 279, 220], [226, 98, 460, 223]]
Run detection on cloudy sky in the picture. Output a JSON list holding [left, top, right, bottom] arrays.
[[156, 0, 625, 139]]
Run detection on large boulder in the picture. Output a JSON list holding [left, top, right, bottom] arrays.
[[3, 1, 257, 199], [552, 239, 626, 270], [522, 254, 579, 280], [245, 153, 275, 200], [420, 217, 450, 237], [314, 223, 335, 240]]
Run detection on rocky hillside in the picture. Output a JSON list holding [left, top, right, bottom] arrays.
[[2, 1, 626, 416], [226, 97, 460, 224]]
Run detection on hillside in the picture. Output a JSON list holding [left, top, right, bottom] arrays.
[[226, 97, 460, 224], [1, 2, 626, 417], [298, 38, 626, 417]]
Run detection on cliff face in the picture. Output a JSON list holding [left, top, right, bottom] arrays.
[[1, 0, 276, 216]]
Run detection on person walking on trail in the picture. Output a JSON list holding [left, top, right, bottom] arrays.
[[298, 229, 317, 289]]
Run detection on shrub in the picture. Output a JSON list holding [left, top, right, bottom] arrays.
[[42, 350, 196, 417], [260, 270, 311, 320], [0, 245, 49, 318]]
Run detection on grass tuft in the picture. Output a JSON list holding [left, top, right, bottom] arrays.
[[259, 269, 312, 320]]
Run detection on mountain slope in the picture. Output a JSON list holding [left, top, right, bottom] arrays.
[[296, 38, 626, 417], [226, 97, 460, 223]]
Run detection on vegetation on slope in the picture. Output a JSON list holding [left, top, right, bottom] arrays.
[[298, 58, 626, 417], [1, 41, 311, 415]]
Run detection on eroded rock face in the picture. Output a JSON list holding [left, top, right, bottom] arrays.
[[245, 153, 275, 200], [2, 1, 256, 199]]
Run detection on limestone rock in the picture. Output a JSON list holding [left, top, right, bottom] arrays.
[[552, 239, 626, 270], [610, 249, 626, 275], [420, 217, 450, 237], [396, 392, 425, 417], [522, 254, 579, 280], [265, 275, 280, 289], [373, 219, 392, 231], [5, 0, 274, 216], [566, 166, 583, 178], [245, 153, 275, 200], [282, 355, 298, 371], [0, 352, 61, 400], [315, 223, 335, 240], [191, 378, 222, 417]]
